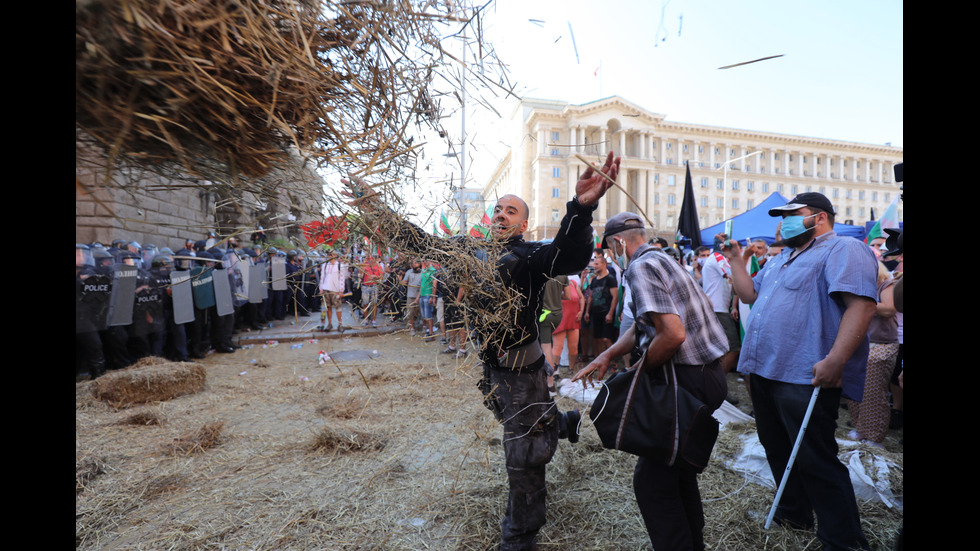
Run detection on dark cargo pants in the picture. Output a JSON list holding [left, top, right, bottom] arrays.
[[482, 360, 559, 551]]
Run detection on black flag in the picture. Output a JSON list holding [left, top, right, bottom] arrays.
[[677, 162, 702, 249]]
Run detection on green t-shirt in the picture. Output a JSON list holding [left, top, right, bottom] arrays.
[[419, 266, 437, 296]]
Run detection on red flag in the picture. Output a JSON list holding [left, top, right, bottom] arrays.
[[300, 216, 349, 248]]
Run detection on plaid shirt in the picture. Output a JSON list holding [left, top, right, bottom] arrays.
[[626, 244, 729, 365]]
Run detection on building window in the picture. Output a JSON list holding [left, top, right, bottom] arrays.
[[668, 175, 676, 186], [833, 188, 840, 198], [700, 197, 708, 207], [731, 180, 739, 191], [552, 167, 561, 178], [747, 181, 754, 191], [747, 199, 754, 209], [668, 194, 676, 206], [716, 197, 723, 208], [551, 209, 560, 222], [551, 148, 560, 156], [551, 131, 560, 142], [716, 179, 724, 190], [552, 187, 560, 198], [762, 182, 769, 193], [732, 198, 739, 209], [700, 177, 708, 188]]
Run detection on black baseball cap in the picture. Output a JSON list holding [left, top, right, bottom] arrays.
[[600, 212, 645, 249], [768, 192, 836, 217]]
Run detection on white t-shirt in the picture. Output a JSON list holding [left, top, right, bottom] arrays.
[[700, 252, 732, 314]]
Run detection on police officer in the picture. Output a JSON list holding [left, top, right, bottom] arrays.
[[149, 254, 190, 361], [76, 244, 107, 380]]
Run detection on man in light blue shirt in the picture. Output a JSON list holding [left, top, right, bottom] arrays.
[[723, 192, 877, 551]]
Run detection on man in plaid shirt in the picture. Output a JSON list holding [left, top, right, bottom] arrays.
[[573, 211, 728, 551]]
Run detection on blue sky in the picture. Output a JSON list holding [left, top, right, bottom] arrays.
[[387, 0, 902, 220], [474, 0, 903, 146]]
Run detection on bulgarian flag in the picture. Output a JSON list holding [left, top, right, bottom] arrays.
[[738, 252, 761, 342], [469, 205, 493, 238], [439, 210, 454, 235], [865, 195, 900, 244]]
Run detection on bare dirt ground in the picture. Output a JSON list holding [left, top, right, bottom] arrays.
[[76, 329, 903, 550]]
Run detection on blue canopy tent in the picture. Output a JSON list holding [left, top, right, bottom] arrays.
[[697, 192, 867, 248]]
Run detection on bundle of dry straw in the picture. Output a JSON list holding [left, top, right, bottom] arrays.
[[76, 0, 497, 188]]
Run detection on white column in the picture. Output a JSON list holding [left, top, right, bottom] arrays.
[[637, 169, 648, 221]]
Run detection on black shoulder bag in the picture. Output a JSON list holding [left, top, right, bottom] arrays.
[[588, 357, 720, 472]]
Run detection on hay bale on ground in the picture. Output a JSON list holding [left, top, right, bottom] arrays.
[[170, 422, 225, 455], [308, 426, 386, 454], [90, 359, 206, 408]]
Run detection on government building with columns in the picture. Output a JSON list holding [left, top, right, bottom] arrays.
[[481, 96, 903, 242]]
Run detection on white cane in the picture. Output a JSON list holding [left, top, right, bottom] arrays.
[[764, 385, 821, 530]]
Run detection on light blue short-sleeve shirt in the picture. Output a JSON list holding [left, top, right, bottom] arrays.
[[737, 232, 879, 401]]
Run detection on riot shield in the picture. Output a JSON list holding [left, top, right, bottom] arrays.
[[249, 263, 267, 303], [171, 270, 196, 324], [212, 267, 235, 316], [224, 250, 248, 307], [270, 255, 287, 291], [107, 263, 137, 327], [132, 269, 165, 336], [77, 268, 112, 333], [190, 266, 216, 310]]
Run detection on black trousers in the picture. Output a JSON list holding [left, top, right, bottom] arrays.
[[633, 361, 726, 551]]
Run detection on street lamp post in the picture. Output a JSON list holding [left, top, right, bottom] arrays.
[[717, 150, 764, 221]]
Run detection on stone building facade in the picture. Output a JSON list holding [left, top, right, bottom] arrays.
[[75, 146, 326, 251]]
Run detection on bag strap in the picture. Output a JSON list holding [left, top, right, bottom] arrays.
[[666, 360, 681, 466]]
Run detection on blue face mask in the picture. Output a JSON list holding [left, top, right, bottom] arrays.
[[614, 248, 628, 271], [780, 213, 818, 239]]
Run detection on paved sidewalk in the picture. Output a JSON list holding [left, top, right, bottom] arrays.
[[233, 303, 406, 345]]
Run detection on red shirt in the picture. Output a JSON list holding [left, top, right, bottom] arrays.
[[361, 264, 382, 285]]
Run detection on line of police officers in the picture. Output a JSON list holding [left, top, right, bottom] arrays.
[[75, 238, 328, 381]]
